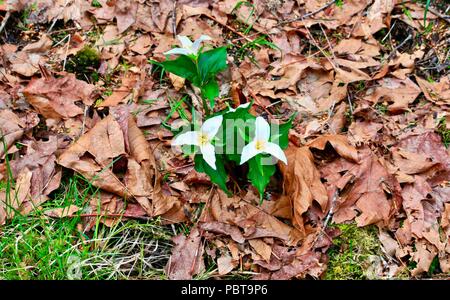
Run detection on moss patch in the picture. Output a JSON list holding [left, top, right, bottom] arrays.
[[325, 223, 382, 280], [65, 46, 100, 82]]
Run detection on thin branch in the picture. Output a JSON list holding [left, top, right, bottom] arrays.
[[278, 0, 336, 25], [172, 0, 177, 38], [387, 34, 412, 61], [203, 14, 253, 43], [0, 11, 11, 34]]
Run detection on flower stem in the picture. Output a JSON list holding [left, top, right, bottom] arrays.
[[202, 97, 211, 116]]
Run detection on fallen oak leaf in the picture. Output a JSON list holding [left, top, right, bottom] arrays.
[[23, 73, 96, 120], [363, 77, 421, 113]]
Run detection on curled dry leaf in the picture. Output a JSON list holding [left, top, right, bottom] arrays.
[[415, 76, 450, 106], [279, 146, 328, 235], [307, 134, 360, 162]]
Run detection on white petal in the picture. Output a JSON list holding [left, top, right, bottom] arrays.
[[172, 131, 199, 146], [200, 143, 217, 170], [240, 141, 260, 165], [192, 35, 212, 53], [264, 142, 287, 165], [255, 116, 270, 142], [201, 115, 223, 140], [226, 102, 250, 113], [238, 102, 251, 109], [177, 35, 193, 49], [164, 47, 192, 56]]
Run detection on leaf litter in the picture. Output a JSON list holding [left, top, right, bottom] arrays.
[[0, 0, 449, 280]]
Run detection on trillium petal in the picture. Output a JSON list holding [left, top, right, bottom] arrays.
[[200, 143, 217, 170], [201, 115, 223, 140], [264, 142, 287, 165], [255, 116, 270, 142], [177, 35, 193, 50], [192, 35, 213, 53], [240, 141, 260, 165], [227, 102, 251, 113], [172, 131, 199, 146], [164, 47, 192, 56]]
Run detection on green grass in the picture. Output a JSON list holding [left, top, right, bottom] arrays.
[[325, 223, 382, 280], [0, 174, 174, 279]]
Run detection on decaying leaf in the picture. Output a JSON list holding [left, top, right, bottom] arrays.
[[23, 74, 96, 120], [165, 226, 205, 280]]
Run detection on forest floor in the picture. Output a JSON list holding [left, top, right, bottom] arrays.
[[0, 0, 449, 279]]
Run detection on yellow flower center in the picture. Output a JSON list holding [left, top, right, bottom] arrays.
[[255, 140, 266, 151], [198, 133, 209, 146]]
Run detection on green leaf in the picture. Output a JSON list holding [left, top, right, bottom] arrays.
[[269, 112, 296, 149], [201, 79, 219, 108], [222, 110, 255, 164], [158, 55, 199, 85], [198, 47, 228, 82], [194, 154, 230, 195], [247, 154, 276, 203]]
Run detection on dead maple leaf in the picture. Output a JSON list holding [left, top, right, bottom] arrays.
[[331, 149, 402, 227]]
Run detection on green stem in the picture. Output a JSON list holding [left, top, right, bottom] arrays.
[[192, 55, 211, 116], [201, 97, 211, 116]]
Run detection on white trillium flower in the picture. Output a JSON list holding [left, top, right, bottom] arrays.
[[226, 102, 250, 113], [240, 116, 288, 165], [172, 115, 223, 170], [164, 35, 213, 56]]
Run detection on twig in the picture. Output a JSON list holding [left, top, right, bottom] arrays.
[[303, 25, 338, 70], [172, 0, 177, 38], [387, 34, 412, 61], [318, 23, 338, 64], [203, 14, 253, 43], [0, 11, 11, 34], [278, 0, 336, 25], [423, 5, 450, 24], [347, 94, 354, 115], [381, 20, 397, 43], [322, 189, 338, 230], [62, 34, 72, 71]]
